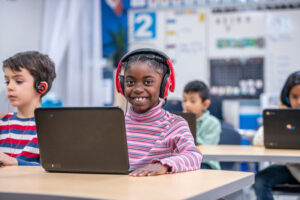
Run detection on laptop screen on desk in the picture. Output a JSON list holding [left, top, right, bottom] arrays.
[[35, 107, 129, 174], [263, 109, 300, 149]]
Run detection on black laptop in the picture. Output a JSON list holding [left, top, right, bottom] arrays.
[[263, 109, 300, 149], [35, 107, 129, 174], [172, 112, 197, 144]]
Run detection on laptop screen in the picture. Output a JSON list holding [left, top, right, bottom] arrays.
[[264, 109, 300, 149], [35, 107, 129, 174]]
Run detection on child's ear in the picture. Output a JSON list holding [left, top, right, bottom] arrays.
[[37, 81, 48, 94], [203, 99, 211, 110]]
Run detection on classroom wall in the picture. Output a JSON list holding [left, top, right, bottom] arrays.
[[127, 7, 300, 130], [0, 0, 44, 113], [128, 7, 300, 101]]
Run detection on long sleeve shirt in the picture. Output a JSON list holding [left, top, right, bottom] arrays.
[[125, 102, 202, 173], [0, 113, 40, 166], [196, 110, 221, 170]]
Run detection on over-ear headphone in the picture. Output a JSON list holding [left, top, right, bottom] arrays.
[[115, 48, 175, 99], [280, 71, 300, 107], [35, 82, 47, 94]]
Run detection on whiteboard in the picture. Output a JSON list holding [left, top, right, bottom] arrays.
[[265, 10, 300, 95]]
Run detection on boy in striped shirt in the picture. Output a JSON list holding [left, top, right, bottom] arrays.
[[115, 48, 202, 176], [0, 51, 56, 166]]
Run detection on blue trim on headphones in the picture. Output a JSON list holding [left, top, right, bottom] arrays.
[[285, 96, 290, 106], [283, 86, 290, 106]]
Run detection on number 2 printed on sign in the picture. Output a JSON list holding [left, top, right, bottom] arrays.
[[134, 12, 156, 40]]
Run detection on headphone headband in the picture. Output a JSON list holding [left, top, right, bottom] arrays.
[[120, 48, 170, 63]]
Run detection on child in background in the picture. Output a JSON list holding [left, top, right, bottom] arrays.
[[182, 80, 221, 170], [115, 48, 202, 176], [253, 71, 300, 200], [0, 51, 56, 166]]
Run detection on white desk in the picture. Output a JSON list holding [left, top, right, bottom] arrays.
[[198, 145, 300, 163], [0, 166, 254, 200]]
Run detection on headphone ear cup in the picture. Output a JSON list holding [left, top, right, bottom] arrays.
[[115, 61, 124, 95], [160, 74, 170, 99], [285, 96, 290, 106], [120, 75, 125, 95], [281, 86, 291, 107], [36, 82, 47, 94]]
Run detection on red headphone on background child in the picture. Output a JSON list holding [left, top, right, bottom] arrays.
[[35, 81, 47, 94], [115, 48, 175, 99]]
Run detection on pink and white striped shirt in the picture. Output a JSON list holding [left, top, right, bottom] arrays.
[[125, 102, 202, 173]]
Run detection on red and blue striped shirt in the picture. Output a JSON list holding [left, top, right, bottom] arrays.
[[0, 113, 40, 165], [126, 102, 202, 173]]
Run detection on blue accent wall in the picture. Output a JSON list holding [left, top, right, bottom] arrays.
[[101, 0, 129, 58]]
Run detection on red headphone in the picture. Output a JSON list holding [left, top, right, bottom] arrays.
[[115, 48, 175, 99], [35, 82, 47, 94]]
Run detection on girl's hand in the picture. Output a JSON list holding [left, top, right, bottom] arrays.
[[129, 163, 169, 177], [0, 152, 18, 167]]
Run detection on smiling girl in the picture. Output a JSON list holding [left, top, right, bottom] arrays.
[[115, 48, 202, 176]]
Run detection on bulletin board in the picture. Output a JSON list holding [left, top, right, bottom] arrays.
[[128, 8, 208, 99], [208, 11, 266, 58], [208, 10, 300, 97], [208, 11, 266, 99]]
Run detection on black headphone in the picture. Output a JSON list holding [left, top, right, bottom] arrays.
[[35, 81, 47, 94], [115, 48, 175, 99], [280, 71, 300, 107]]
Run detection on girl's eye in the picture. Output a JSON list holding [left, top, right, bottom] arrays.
[[291, 94, 299, 99], [5, 81, 9, 85], [126, 80, 134, 86], [145, 80, 153, 85], [16, 80, 23, 84]]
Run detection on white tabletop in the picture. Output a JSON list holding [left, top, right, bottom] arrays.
[[198, 145, 300, 163], [0, 166, 254, 200]]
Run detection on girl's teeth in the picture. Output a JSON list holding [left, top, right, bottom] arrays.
[[135, 97, 145, 102]]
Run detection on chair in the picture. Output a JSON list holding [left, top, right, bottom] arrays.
[[219, 121, 242, 170], [272, 184, 300, 199], [208, 95, 223, 121], [163, 99, 182, 112]]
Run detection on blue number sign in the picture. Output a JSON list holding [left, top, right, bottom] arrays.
[[134, 12, 156, 40]]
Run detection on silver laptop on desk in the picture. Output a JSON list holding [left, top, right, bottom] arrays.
[[35, 107, 129, 174], [263, 109, 300, 149]]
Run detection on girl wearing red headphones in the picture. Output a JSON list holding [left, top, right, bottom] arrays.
[[115, 48, 202, 176], [0, 51, 56, 167]]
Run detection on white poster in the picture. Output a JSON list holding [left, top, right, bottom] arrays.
[[265, 10, 300, 94]]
